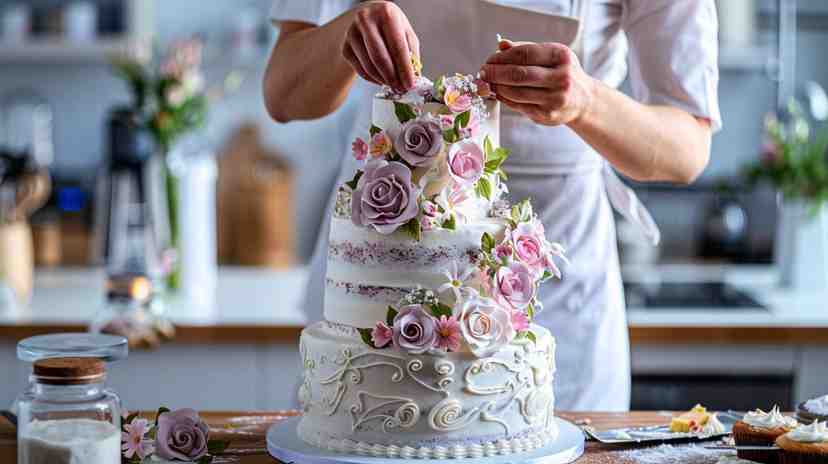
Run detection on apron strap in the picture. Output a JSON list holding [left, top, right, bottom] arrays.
[[570, 0, 589, 63], [602, 163, 661, 246]]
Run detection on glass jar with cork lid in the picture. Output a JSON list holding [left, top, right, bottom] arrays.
[[16, 357, 122, 464]]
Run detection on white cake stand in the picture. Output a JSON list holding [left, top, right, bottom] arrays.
[[267, 417, 584, 464]]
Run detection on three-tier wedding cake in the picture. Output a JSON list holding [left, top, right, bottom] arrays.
[[296, 68, 569, 459]]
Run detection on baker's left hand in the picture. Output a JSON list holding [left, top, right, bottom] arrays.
[[480, 41, 595, 126]]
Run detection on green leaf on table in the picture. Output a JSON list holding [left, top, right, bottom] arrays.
[[481, 232, 496, 254], [476, 177, 492, 200], [345, 170, 363, 190], [386, 306, 399, 326], [207, 440, 231, 456], [358, 328, 375, 347], [369, 124, 382, 136], [394, 102, 417, 124], [154, 407, 170, 428]]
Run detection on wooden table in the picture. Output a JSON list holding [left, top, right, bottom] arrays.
[[1, 410, 707, 463]]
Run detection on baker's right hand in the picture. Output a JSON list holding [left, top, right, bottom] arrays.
[[343, 1, 420, 92]]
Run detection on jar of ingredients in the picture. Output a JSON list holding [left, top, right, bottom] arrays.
[[17, 357, 121, 464]]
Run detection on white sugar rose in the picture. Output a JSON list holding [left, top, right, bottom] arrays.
[[456, 296, 515, 357]]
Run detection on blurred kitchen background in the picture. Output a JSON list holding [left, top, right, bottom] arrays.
[[0, 0, 826, 412]]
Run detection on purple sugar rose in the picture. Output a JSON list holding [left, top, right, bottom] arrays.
[[395, 118, 444, 167], [155, 408, 209, 461], [351, 160, 420, 234], [392, 304, 438, 354]]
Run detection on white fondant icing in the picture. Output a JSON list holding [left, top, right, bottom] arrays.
[[297, 321, 557, 456]]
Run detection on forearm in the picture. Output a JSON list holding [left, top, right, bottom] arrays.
[[569, 79, 711, 184], [264, 12, 359, 122]]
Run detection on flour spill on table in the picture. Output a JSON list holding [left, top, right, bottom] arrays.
[[620, 444, 742, 464]]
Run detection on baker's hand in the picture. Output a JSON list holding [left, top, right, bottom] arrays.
[[343, 1, 420, 92], [480, 41, 594, 126]]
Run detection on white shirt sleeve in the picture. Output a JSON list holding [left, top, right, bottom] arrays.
[[622, 0, 722, 131], [270, 0, 356, 26]]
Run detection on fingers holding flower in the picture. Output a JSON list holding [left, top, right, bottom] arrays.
[[480, 41, 595, 127]]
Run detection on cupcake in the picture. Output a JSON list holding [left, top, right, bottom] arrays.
[[775, 420, 828, 464], [798, 395, 828, 424], [733, 406, 798, 464]]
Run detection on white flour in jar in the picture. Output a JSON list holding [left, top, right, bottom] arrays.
[[18, 418, 120, 464]]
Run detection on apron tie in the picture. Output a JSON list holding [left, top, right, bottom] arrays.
[[602, 163, 661, 246]]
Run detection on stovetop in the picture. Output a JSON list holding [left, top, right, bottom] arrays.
[[624, 282, 766, 310]]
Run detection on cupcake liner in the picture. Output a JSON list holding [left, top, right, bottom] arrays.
[[779, 450, 828, 464], [734, 423, 783, 464]]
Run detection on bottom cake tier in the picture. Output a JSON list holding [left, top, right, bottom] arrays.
[[297, 321, 559, 459]]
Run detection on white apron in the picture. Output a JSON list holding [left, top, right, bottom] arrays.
[[305, 0, 660, 411]]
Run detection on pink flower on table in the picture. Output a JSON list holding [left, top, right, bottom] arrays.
[[155, 409, 209, 461], [511, 222, 546, 275], [121, 417, 154, 460], [492, 261, 535, 310], [444, 86, 473, 113], [435, 315, 462, 352], [352, 137, 369, 161], [448, 140, 485, 186], [371, 321, 393, 348], [511, 310, 530, 332], [369, 131, 393, 158]]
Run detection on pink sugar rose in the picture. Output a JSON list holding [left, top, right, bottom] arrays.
[[435, 315, 462, 352], [352, 137, 368, 161], [444, 86, 473, 114], [495, 242, 513, 260], [511, 310, 530, 332], [511, 222, 545, 274], [371, 321, 393, 348], [448, 140, 485, 186], [392, 305, 438, 354], [493, 261, 535, 310], [370, 131, 393, 158], [457, 296, 515, 357], [351, 160, 420, 234]]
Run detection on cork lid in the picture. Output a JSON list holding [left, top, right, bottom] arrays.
[[33, 357, 106, 385]]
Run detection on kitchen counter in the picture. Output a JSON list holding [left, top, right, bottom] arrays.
[[1, 265, 827, 345], [0, 410, 725, 463]]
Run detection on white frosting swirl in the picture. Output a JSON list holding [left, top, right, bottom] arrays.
[[787, 420, 828, 443], [702, 413, 726, 435], [742, 405, 798, 430], [804, 395, 828, 415]]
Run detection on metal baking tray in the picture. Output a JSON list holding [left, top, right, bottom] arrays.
[[583, 412, 738, 445]]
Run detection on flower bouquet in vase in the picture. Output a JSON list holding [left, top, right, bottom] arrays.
[[744, 102, 828, 290]]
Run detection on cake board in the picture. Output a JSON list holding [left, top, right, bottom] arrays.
[[267, 417, 585, 464]]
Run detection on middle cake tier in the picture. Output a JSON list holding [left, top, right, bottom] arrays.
[[325, 216, 507, 328]]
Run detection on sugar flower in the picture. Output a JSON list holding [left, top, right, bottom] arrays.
[[155, 409, 209, 461], [352, 137, 369, 161], [395, 117, 444, 167], [371, 321, 393, 348], [492, 261, 535, 309], [435, 315, 462, 352], [435, 185, 473, 224], [511, 310, 530, 332], [444, 86, 473, 113], [351, 160, 420, 234], [370, 131, 393, 158], [438, 261, 478, 302], [511, 222, 546, 275], [448, 140, 485, 186], [457, 296, 515, 357], [121, 417, 154, 460], [392, 305, 438, 354]]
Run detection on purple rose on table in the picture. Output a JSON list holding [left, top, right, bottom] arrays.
[[351, 160, 420, 234], [395, 117, 444, 167], [155, 408, 209, 461], [392, 304, 438, 354]]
